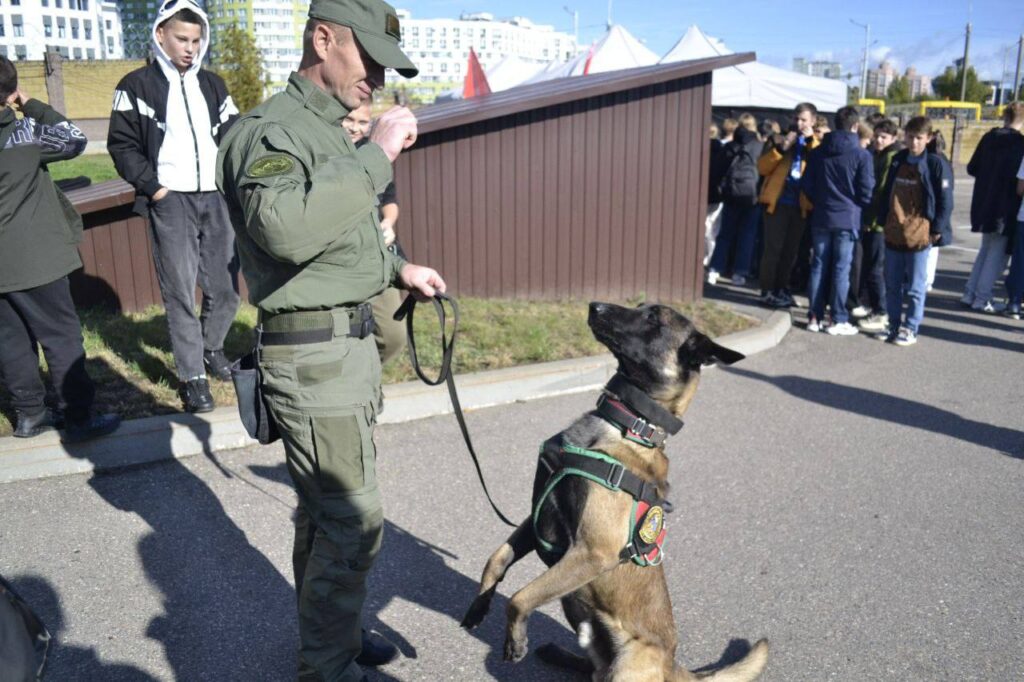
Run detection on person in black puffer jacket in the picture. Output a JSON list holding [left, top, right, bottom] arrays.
[[707, 115, 763, 286]]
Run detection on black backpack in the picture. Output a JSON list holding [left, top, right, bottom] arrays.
[[718, 138, 759, 205], [0, 575, 50, 681]]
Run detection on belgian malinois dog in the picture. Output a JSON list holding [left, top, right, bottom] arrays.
[[461, 302, 768, 681]]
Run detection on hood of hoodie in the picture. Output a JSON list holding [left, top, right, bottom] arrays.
[[733, 127, 760, 146], [818, 130, 862, 157], [152, 0, 210, 81]]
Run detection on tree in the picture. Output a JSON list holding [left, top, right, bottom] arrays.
[[211, 26, 266, 113], [886, 76, 912, 104], [932, 65, 991, 104]]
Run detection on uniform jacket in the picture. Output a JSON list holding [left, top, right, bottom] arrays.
[[878, 149, 955, 249], [757, 134, 819, 216], [217, 73, 406, 313], [800, 130, 874, 233], [0, 100, 87, 293], [108, 0, 238, 215], [965, 126, 1024, 235]]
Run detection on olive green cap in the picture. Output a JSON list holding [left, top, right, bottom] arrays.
[[307, 0, 418, 78]]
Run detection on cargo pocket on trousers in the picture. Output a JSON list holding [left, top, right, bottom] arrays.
[[311, 408, 375, 495]]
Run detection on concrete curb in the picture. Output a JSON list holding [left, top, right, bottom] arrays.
[[0, 311, 791, 484]]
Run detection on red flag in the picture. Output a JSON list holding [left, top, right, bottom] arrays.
[[583, 42, 597, 75], [463, 48, 492, 98]]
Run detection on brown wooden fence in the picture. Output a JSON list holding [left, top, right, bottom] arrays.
[[67, 53, 751, 312]]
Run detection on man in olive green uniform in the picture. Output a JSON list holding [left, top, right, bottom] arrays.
[[216, 2, 445, 679]]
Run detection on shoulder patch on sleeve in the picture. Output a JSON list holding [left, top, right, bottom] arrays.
[[247, 155, 295, 178]]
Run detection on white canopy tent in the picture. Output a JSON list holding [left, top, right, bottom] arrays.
[[661, 25, 847, 113], [524, 24, 660, 84]]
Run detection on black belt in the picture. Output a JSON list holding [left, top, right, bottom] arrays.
[[258, 302, 375, 346]]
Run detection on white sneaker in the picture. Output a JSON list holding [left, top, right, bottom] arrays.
[[807, 319, 822, 333], [858, 314, 889, 332], [972, 300, 1004, 314], [826, 322, 859, 336], [873, 329, 897, 342], [732, 274, 747, 286], [706, 270, 719, 285], [893, 330, 918, 346], [850, 306, 870, 319]]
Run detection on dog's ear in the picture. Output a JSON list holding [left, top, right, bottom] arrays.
[[683, 333, 745, 367]]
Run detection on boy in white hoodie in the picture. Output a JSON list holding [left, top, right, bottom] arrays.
[[108, 0, 240, 413]]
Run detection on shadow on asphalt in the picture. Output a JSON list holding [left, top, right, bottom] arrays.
[[923, 308, 1021, 334], [6, 575, 156, 681], [724, 367, 1023, 459], [49, 446, 297, 679], [249, 461, 587, 681]]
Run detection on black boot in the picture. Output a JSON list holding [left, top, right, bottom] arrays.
[[356, 629, 399, 667], [203, 349, 233, 382], [62, 413, 121, 443], [181, 378, 215, 413], [13, 408, 56, 438]]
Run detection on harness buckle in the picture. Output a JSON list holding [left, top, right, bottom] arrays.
[[606, 462, 625, 489]]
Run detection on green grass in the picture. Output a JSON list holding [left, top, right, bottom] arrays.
[[48, 153, 120, 184], [0, 298, 756, 437]]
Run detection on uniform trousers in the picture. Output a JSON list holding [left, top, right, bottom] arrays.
[[261, 317, 383, 682], [0, 276, 94, 422], [148, 190, 240, 381]]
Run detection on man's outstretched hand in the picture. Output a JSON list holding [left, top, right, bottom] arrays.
[[399, 263, 447, 300]]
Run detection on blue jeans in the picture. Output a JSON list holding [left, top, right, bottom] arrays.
[[808, 228, 856, 324], [709, 203, 759, 277], [1005, 221, 1024, 305], [885, 246, 931, 335]]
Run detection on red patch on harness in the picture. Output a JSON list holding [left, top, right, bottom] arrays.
[[635, 501, 667, 563]]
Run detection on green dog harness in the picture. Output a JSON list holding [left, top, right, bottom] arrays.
[[532, 436, 668, 567]]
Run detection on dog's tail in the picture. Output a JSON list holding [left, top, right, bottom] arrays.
[[675, 639, 769, 682]]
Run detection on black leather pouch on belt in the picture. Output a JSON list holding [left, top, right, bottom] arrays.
[[230, 328, 280, 445]]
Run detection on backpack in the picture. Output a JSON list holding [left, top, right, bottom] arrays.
[[718, 139, 759, 205]]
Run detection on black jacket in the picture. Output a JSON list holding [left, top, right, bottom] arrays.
[[966, 126, 1024, 235], [108, 62, 236, 215], [878, 149, 955, 249], [801, 130, 874, 232], [0, 100, 87, 293], [718, 128, 762, 206]]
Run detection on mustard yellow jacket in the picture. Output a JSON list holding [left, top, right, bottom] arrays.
[[757, 137, 819, 216]]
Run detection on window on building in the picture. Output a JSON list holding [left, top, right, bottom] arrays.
[[106, 36, 113, 51], [440, 62, 447, 73], [105, 18, 111, 29], [0, 46, 6, 58], [0, 23, 5, 38], [42, 0, 49, 6], [16, 45, 28, 60], [58, 17, 66, 38], [12, 0, 21, 6], [73, 47, 82, 59], [84, 19, 91, 39], [81, 0, 87, 9], [87, 47, 94, 59], [56, 0, 62, 8], [44, 16, 53, 37], [12, 16, 24, 36], [72, 19, 79, 39]]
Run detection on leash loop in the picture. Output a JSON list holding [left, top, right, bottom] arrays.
[[394, 294, 518, 528]]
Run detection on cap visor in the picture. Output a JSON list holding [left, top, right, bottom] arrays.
[[354, 29, 419, 79]]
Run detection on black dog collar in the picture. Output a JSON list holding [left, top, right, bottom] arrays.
[[598, 374, 684, 447]]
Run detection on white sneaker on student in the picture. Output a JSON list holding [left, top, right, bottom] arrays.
[[858, 314, 889, 332], [706, 270, 719, 285], [893, 330, 918, 347], [807, 319, 822, 333], [850, 306, 870, 319], [826, 322, 859, 336]]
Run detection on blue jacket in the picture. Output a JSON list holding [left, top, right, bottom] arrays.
[[801, 131, 874, 233], [877, 149, 955, 248]]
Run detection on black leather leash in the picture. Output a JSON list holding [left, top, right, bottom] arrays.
[[394, 293, 518, 528]]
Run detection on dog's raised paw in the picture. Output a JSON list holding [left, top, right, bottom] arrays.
[[503, 633, 528, 662], [460, 592, 494, 629]]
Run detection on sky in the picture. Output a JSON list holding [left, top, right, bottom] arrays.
[[396, 0, 1024, 85]]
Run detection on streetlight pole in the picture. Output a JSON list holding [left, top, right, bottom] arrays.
[[850, 19, 870, 99], [960, 22, 972, 102], [562, 5, 579, 45]]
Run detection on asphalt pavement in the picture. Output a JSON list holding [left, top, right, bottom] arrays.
[[1, 175, 1021, 681]]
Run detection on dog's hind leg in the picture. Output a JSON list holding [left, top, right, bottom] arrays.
[[461, 519, 536, 629], [504, 543, 621, 662]]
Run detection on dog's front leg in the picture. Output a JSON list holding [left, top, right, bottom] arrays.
[[505, 544, 620, 662], [462, 519, 535, 629]]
